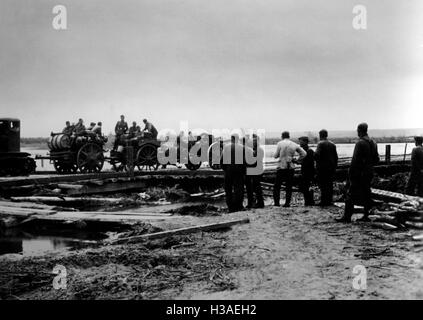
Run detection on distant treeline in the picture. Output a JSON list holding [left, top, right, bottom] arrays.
[[21, 137, 48, 144]]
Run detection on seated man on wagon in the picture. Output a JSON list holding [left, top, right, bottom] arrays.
[[62, 121, 74, 135], [92, 122, 102, 136], [74, 118, 86, 136], [142, 118, 158, 139], [128, 121, 140, 139]]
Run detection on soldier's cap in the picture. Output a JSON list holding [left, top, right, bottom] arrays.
[[299, 136, 309, 143]]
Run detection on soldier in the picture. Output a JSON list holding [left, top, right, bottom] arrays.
[[337, 123, 380, 223], [115, 115, 128, 135], [128, 121, 138, 138], [142, 119, 158, 139], [298, 136, 315, 206], [273, 131, 306, 207], [74, 118, 86, 136], [87, 122, 96, 131], [314, 129, 338, 206], [245, 134, 265, 209], [114, 115, 128, 149], [222, 133, 247, 212], [92, 122, 102, 136], [406, 136, 423, 197], [62, 121, 73, 135]]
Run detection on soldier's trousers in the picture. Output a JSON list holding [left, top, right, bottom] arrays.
[[344, 177, 372, 219], [317, 172, 335, 205], [245, 174, 264, 207], [299, 176, 314, 206], [273, 168, 294, 206], [224, 169, 245, 212], [406, 170, 423, 197]]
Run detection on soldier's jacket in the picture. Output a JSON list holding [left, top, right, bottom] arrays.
[[144, 122, 158, 138], [74, 123, 86, 135], [411, 146, 423, 173], [314, 139, 338, 173], [115, 121, 128, 135], [301, 147, 315, 180], [62, 126, 73, 135], [349, 135, 379, 180], [221, 142, 247, 174]]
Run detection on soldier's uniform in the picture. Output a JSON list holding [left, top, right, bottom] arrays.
[[114, 120, 128, 149], [245, 142, 264, 208], [222, 138, 247, 212], [343, 135, 379, 221], [144, 122, 158, 139], [299, 141, 315, 206], [314, 139, 338, 206], [406, 141, 423, 197]]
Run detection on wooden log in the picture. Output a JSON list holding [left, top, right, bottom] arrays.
[[57, 184, 84, 190], [0, 206, 56, 217], [65, 180, 147, 196], [10, 196, 135, 205], [0, 200, 56, 210], [111, 218, 250, 244], [412, 234, 423, 241], [370, 222, 398, 230], [405, 221, 423, 229], [371, 188, 423, 203]]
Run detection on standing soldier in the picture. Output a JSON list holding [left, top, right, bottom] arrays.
[[298, 136, 315, 206], [406, 136, 423, 197], [337, 123, 379, 223], [273, 131, 306, 207], [314, 129, 338, 206], [114, 115, 128, 149], [245, 134, 265, 209], [222, 133, 247, 212]]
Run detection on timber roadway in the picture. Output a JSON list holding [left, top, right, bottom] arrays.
[[0, 159, 412, 189]]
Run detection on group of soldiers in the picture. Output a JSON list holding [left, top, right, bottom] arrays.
[[60, 119, 103, 137], [222, 122, 398, 223], [113, 115, 158, 149]]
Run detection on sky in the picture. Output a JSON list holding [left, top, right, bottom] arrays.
[[1, 0, 423, 136]]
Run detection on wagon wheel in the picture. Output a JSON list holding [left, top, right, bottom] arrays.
[[77, 143, 104, 173], [136, 144, 159, 171], [53, 160, 76, 174]]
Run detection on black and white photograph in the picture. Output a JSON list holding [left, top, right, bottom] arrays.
[[0, 0, 423, 306]]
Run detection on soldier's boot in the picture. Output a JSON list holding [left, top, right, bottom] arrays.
[[336, 200, 353, 223]]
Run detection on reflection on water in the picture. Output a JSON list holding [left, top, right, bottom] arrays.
[[0, 237, 74, 256], [0, 229, 107, 257]]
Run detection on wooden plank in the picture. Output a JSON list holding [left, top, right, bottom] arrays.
[[111, 218, 250, 243], [65, 180, 147, 195], [32, 212, 174, 222], [11, 196, 134, 205], [0, 206, 57, 217], [371, 188, 423, 203], [0, 200, 56, 210]]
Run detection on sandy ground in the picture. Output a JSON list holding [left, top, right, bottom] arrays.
[[1, 202, 423, 300]]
